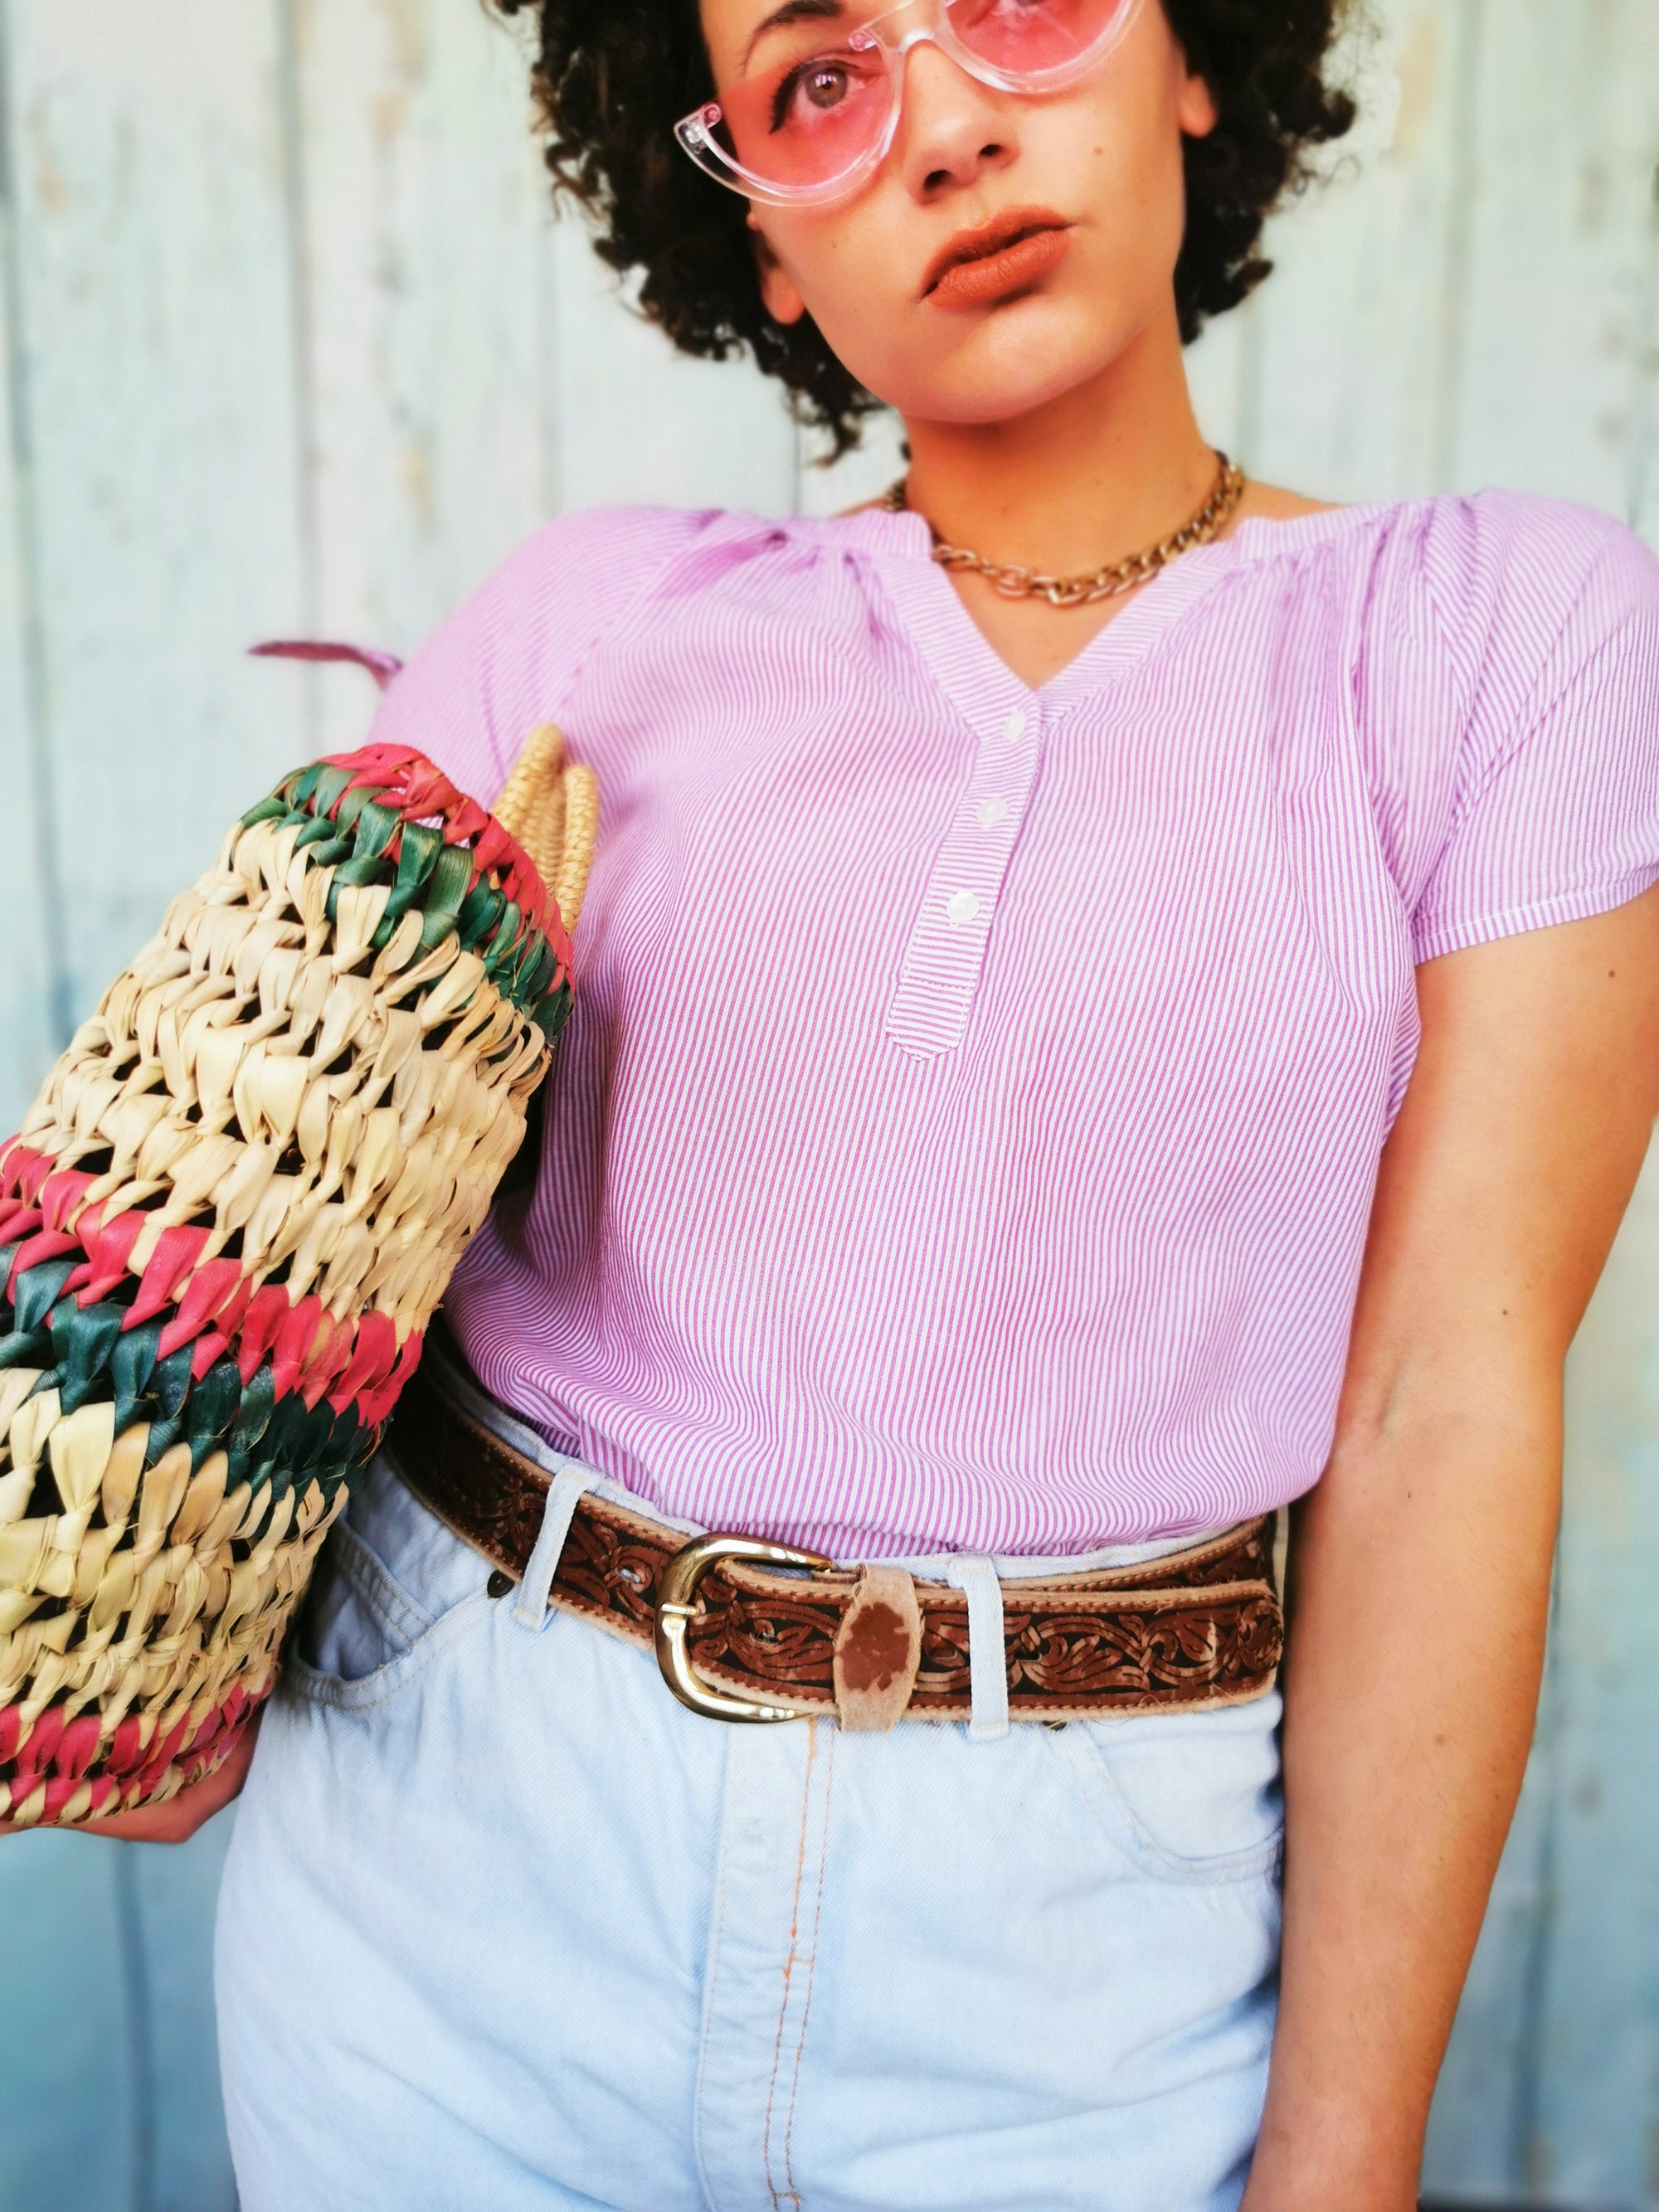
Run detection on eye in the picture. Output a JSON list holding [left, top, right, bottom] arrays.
[[771, 56, 855, 128], [804, 61, 851, 105]]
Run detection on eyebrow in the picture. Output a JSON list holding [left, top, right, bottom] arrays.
[[740, 0, 846, 73]]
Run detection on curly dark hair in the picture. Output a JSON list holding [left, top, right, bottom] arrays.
[[490, 0, 1360, 456]]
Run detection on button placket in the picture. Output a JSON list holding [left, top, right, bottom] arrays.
[[885, 706, 1044, 1057]]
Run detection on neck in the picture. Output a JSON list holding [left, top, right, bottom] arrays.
[[898, 305, 1217, 571]]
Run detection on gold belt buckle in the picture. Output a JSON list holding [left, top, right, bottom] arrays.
[[654, 1532, 835, 1723]]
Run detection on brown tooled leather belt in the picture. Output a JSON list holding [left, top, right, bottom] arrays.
[[383, 1354, 1285, 1732]]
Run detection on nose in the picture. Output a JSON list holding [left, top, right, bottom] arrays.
[[893, 35, 1019, 198]]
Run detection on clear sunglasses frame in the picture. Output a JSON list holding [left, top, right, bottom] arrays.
[[674, 0, 1145, 207]]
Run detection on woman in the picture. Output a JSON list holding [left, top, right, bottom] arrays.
[[95, 0, 1659, 2205]]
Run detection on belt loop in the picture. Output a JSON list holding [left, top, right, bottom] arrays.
[[513, 1464, 596, 1630], [943, 1555, 1009, 1741]]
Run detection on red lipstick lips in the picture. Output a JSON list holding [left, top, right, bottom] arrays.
[[922, 207, 1073, 309]]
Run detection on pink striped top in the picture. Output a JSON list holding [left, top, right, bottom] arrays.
[[368, 491, 1659, 1556]]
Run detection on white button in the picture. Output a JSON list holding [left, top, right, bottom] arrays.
[[946, 889, 980, 929], [1001, 708, 1028, 742], [975, 797, 1010, 829]]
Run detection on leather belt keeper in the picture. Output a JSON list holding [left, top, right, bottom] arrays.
[[382, 1357, 1285, 1728]]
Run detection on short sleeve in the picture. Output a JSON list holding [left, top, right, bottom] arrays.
[[1411, 505, 1659, 963], [362, 503, 709, 808]]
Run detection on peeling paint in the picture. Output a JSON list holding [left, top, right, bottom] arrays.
[[26, 104, 71, 219], [1390, 4, 1443, 162], [369, 87, 409, 148], [374, 0, 431, 87], [1577, 155, 1611, 235]]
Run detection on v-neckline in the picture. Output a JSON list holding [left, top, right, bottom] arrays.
[[832, 501, 1244, 734], [819, 498, 1408, 738]]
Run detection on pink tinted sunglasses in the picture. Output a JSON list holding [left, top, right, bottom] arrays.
[[676, 0, 1145, 207]]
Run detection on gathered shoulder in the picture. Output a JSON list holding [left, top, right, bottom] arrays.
[[1311, 488, 1659, 773], [1346, 490, 1659, 963], [366, 503, 725, 803], [1409, 489, 1659, 693], [498, 501, 726, 609]]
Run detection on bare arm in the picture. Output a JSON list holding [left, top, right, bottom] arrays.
[[1242, 887, 1659, 2211]]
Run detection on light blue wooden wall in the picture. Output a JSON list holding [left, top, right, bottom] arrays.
[[0, 2, 1654, 2205]]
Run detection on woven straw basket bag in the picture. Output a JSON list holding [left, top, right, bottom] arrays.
[[0, 727, 596, 1828]]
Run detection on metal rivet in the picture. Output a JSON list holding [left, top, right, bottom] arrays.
[[487, 1569, 513, 1600]]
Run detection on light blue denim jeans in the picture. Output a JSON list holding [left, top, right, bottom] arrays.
[[215, 1393, 1284, 2212]]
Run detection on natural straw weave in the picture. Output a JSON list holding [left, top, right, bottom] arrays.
[[0, 727, 596, 1827]]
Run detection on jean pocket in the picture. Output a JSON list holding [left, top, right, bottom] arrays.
[[283, 1456, 494, 1711], [1052, 1691, 1286, 1886]]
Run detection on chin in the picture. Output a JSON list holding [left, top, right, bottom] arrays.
[[857, 302, 1137, 429]]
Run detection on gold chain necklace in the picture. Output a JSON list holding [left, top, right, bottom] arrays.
[[882, 450, 1247, 609]]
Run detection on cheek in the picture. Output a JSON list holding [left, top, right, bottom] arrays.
[[1076, 74, 1187, 220], [1067, 107, 1190, 298], [760, 202, 917, 333], [753, 221, 925, 408]]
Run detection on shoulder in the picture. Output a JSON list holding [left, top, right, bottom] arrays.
[[1407, 502, 1659, 960], [1237, 489, 1657, 723], [366, 504, 727, 800], [1238, 493, 1659, 936], [454, 502, 727, 635], [1409, 489, 1658, 657], [1234, 484, 1654, 598], [385, 498, 828, 688], [1344, 489, 1656, 671], [1406, 496, 1659, 787]]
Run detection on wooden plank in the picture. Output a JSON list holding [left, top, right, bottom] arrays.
[[0, 1834, 134, 2211], [1420, 1713, 1560, 2198], [1427, 10, 1659, 2199], [1228, 7, 1659, 2195], [0, 17, 158, 2203], [4, 0, 311, 1022], [0, 1820, 238, 2212], [1449, 0, 1659, 535], [0, 7, 301, 2204], [129, 1815, 238, 2212], [290, 0, 557, 749], [0, 0, 61, 1132], [1184, 0, 1412, 480], [1229, 0, 1481, 502], [294, 0, 799, 737], [1517, 1135, 1659, 2205], [550, 210, 800, 518]]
